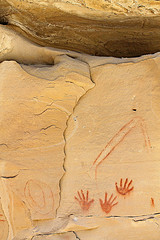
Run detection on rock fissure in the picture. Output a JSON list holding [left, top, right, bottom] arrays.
[[73, 231, 81, 240], [56, 61, 95, 218]]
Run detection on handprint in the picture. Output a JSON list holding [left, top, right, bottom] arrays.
[[115, 178, 134, 195], [74, 190, 94, 211], [99, 193, 118, 214]]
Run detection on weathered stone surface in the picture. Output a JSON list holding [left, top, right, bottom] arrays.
[[57, 54, 160, 239], [1, 1, 160, 57], [0, 26, 160, 240], [32, 232, 76, 240], [0, 28, 94, 239]]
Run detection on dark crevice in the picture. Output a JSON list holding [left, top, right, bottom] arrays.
[[73, 231, 81, 240], [133, 216, 155, 222], [0, 143, 8, 148], [0, 18, 8, 25], [40, 124, 60, 131], [82, 212, 160, 219], [1, 174, 18, 179]]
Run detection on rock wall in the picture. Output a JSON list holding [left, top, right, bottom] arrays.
[[0, 17, 160, 240]]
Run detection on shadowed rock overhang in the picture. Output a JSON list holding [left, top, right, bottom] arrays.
[[0, 0, 160, 57]]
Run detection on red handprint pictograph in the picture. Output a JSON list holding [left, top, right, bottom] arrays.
[[99, 193, 118, 214], [74, 190, 94, 211], [115, 178, 134, 195]]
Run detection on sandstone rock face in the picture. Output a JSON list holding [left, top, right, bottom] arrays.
[[0, 26, 94, 239], [0, 57, 93, 239], [1, 0, 160, 57], [58, 55, 160, 240], [0, 26, 160, 240]]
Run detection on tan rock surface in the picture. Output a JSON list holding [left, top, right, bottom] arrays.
[[32, 232, 77, 240], [0, 29, 94, 238], [0, 26, 160, 240], [1, 1, 160, 57], [57, 55, 160, 239]]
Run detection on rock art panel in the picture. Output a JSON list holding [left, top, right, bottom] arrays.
[[0, 24, 160, 240], [57, 56, 160, 239]]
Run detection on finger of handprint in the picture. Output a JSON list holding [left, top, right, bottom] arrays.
[[99, 198, 103, 207], [81, 190, 85, 200], [112, 201, 118, 207], [127, 186, 134, 193], [86, 190, 89, 201], [120, 178, 123, 187], [108, 193, 113, 203], [75, 196, 80, 203], [124, 178, 128, 188], [110, 195, 117, 204], [127, 180, 133, 189], [105, 192, 108, 203], [78, 191, 82, 200], [115, 184, 119, 192]]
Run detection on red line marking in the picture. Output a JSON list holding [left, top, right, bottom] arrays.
[[95, 126, 134, 178], [97, 126, 134, 167], [93, 117, 151, 178], [140, 121, 151, 151], [0, 216, 5, 239], [151, 198, 155, 207], [25, 180, 46, 209], [24, 180, 54, 215], [93, 118, 134, 165]]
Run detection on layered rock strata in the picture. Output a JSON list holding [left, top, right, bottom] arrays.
[[1, 0, 160, 57]]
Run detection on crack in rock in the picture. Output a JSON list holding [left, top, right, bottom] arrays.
[[55, 60, 95, 218], [1, 174, 18, 179], [73, 231, 81, 240]]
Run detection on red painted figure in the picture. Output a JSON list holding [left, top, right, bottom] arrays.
[[92, 117, 151, 178], [99, 192, 118, 214], [151, 198, 155, 207], [74, 190, 94, 211], [115, 178, 134, 195]]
